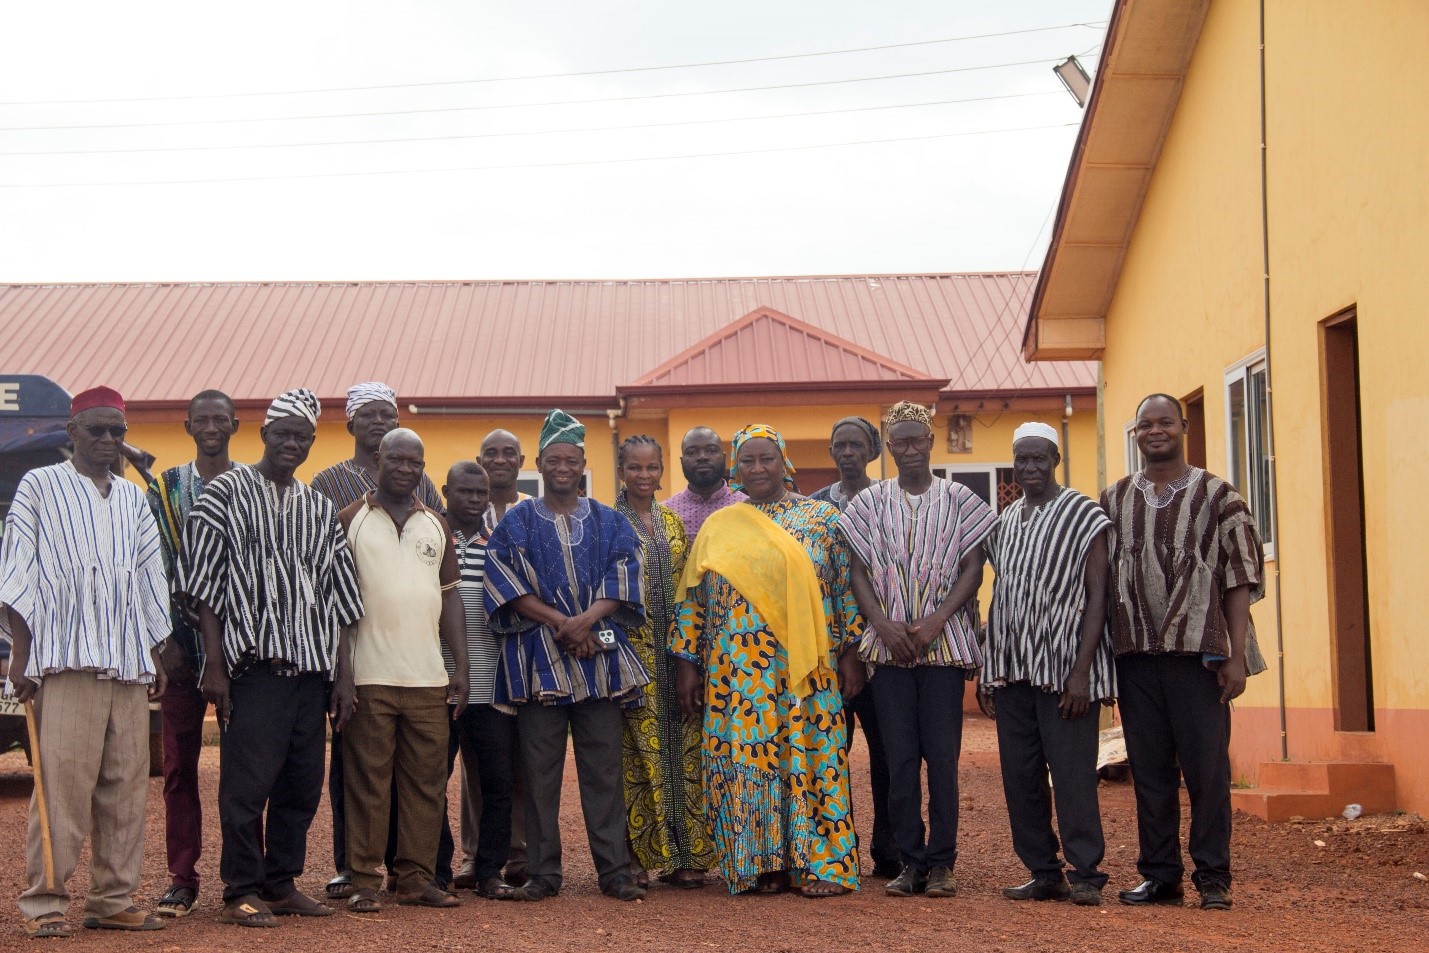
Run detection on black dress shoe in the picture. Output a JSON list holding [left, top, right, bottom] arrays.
[[1117, 879, 1185, 906], [871, 862, 904, 880], [1002, 877, 1070, 901]]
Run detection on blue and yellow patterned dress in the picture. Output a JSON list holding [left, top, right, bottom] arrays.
[[671, 497, 861, 894]]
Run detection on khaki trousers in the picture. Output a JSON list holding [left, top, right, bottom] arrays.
[[18, 671, 150, 921], [343, 684, 449, 892]]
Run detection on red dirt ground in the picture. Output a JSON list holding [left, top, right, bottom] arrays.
[[1, 716, 1425, 952]]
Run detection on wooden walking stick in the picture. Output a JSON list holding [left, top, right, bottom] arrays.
[[23, 699, 57, 892]]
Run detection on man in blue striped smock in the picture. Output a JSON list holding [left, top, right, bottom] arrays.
[[840, 401, 996, 901], [980, 421, 1113, 907], [484, 410, 650, 902], [440, 459, 519, 900], [177, 388, 364, 928], [1, 386, 172, 938]]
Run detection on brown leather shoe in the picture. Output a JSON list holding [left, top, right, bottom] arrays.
[[82, 907, 165, 931]]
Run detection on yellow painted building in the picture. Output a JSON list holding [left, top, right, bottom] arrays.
[[1027, 0, 1428, 814]]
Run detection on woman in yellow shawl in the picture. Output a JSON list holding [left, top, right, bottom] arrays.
[[671, 424, 865, 897]]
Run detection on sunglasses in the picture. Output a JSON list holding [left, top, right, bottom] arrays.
[[84, 424, 129, 440]]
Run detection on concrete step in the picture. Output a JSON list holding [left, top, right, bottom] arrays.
[[1232, 761, 1396, 822]]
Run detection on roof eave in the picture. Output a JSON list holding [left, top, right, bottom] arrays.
[[1023, 0, 1211, 362]]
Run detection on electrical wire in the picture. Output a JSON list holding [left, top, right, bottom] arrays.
[[0, 90, 1064, 157], [0, 121, 1078, 188], [0, 56, 1078, 134], [0, 22, 1106, 105]]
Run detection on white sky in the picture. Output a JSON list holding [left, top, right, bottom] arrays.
[[0, 1, 1111, 282]]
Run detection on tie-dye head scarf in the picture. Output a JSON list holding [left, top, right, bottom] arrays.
[[729, 423, 796, 492]]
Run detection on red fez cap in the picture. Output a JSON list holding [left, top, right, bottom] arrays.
[[71, 386, 126, 416]]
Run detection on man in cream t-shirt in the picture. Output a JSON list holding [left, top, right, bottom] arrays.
[[336, 429, 469, 913]]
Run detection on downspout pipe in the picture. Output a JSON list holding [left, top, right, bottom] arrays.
[[1260, 0, 1289, 761]]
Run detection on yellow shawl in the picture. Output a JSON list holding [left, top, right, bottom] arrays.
[[676, 502, 830, 698]]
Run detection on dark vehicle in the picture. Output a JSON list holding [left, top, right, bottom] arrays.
[[0, 375, 163, 774]]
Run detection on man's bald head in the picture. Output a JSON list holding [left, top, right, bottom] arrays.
[[480, 428, 525, 493], [378, 427, 424, 455]]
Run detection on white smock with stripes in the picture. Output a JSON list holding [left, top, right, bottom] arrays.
[[0, 462, 170, 684], [983, 486, 1115, 700]]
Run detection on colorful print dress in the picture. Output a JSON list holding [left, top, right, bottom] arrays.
[[616, 494, 716, 874], [671, 497, 862, 894]]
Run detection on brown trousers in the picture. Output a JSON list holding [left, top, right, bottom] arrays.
[[343, 684, 449, 892], [18, 671, 150, 921]]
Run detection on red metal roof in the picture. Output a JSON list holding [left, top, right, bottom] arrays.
[[0, 274, 1095, 409], [626, 306, 940, 392]]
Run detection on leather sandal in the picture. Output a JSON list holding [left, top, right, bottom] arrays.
[[325, 873, 355, 900], [218, 895, 279, 928], [395, 884, 461, 908], [265, 889, 333, 917], [24, 913, 74, 939], [346, 889, 383, 914], [156, 885, 197, 918]]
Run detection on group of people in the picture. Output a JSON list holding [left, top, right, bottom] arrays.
[[0, 380, 1265, 939]]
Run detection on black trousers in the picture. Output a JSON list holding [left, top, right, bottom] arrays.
[[437, 704, 517, 883], [518, 699, 630, 893], [1116, 653, 1233, 890], [871, 665, 965, 873], [844, 686, 899, 870], [219, 672, 327, 903], [994, 681, 1107, 887]]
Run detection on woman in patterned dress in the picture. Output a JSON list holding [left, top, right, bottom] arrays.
[[614, 435, 715, 889], [671, 424, 865, 897]]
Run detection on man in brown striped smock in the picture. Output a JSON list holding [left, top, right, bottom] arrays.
[[1103, 394, 1266, 913]]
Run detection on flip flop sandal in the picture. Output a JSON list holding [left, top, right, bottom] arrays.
[[346, 889, 383, 914], [24, 913, 73, 939], [325, 874, 355, 900], [156, 885, 197, 918], [218, 896, 278, 928]]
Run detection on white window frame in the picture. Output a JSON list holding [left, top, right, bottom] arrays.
[[1224, 349, 1276, 557], [931, 463, 1013, 514], [1123, 421, 1146, 476]]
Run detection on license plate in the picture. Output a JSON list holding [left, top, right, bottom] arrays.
[[0, 695, 23, 717]]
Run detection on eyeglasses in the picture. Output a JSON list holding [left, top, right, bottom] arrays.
[[84, 424, 128, 440], [887, 435, 933, 453]]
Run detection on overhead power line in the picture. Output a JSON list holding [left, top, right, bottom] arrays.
[[0, 121, 1078, 188], [0, 90, 1064, 157], [0, 56, 1071, 134], [0, 22, 1106, 105]]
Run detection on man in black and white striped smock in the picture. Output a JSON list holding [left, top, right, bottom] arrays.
[[981, 421, 1113, 907]]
